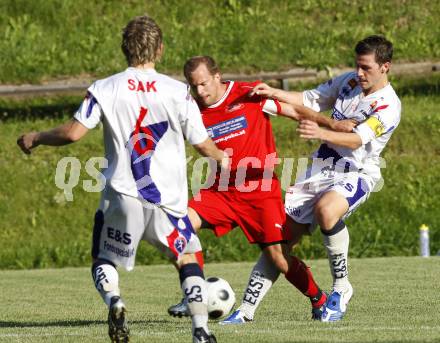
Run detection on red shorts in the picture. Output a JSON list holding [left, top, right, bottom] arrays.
[[189, 182, 287, 244]]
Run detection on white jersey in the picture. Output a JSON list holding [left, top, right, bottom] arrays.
[[303, 71, 401, 182], [74, 67, 208, 217]]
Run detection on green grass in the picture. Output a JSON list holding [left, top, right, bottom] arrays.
[[1, 0, 439, 83], [0, 257, 439, 342], [1, 76, 440, 268]]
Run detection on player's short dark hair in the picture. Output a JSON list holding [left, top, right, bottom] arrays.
[[183, 56, 220, 81], [355, 35, 393, 65], [121, 15, 162, 66]]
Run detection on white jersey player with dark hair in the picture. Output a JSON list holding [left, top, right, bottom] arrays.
[[17, 15, 224, 343], [225, 35, 401, 324]]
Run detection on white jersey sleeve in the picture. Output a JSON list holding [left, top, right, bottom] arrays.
[[303, 73, 352, 112], [73, 89, 103, 129], [178, 88, 209, 145], [354, 102, 400, 145], [262, 99, 281, 116]]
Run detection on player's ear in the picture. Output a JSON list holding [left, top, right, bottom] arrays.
[[156, 43, 164, 62], [214, 72, 221, 82], [381, 62, 390, 74]]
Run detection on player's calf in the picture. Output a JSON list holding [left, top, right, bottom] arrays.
[[91, 259, 121, 306], [284, 255, 327, 319], [262, 243, 289, 274], [179, 262, 214, 339], [91, 260, 129, 341]]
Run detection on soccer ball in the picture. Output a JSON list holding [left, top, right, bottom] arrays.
[[206, 277, 236, 319]]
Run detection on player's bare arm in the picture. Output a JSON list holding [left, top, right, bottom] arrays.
[[251, 82, 303, 105], [193, 137, 229, 169], [17, 119, 89, 154], [297, 119, 362, 150], [273, 101, 357, 133], [269, 101, 299, 121], [293, 104, 357, 132], [253, 84, 356, 133]]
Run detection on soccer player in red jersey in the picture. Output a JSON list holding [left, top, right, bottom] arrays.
[[168, 56, 332, 323]]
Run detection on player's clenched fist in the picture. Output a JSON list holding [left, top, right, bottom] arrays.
[[17, 132, 39, 154], [297, 119, 323, 140], [330, 119, 357, 133]]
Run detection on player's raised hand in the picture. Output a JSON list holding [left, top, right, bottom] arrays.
[[297, 119, 323, 140], [17, 132, 39, 154], [249, 83, 275, 97], [331, 119, 357, 133]]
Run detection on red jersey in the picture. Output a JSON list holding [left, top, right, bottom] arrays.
[[201, 81, 281, 189], [190, 81, 286, 243]]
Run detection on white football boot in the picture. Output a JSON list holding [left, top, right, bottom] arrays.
[[321, 283, 353, 322]]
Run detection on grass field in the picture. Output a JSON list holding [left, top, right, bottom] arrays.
[[0, 257, 439, 342], [1, 0, 439, 83], [1, 75, 440, 268]]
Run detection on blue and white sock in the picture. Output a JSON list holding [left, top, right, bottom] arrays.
[[91, 259, 120, 307], [321, 220, 350, 293], [179, 263, 209, 334]]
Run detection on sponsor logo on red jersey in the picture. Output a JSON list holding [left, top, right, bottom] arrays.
[[226, 103, 245, 113]]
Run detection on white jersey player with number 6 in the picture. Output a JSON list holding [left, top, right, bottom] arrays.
[[75, 67, 213, 270], [17, 15, 223, 343], [229, 35, 401, 324]]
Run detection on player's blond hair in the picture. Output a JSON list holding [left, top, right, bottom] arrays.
[[121, 15, 162, 66]]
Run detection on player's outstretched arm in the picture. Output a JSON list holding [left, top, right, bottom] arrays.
[[293, 104, 357, 133], [251, 83, 303, 105], [253, 84, 356, 133], [297, 120, 362, 150], [193, 138, 229, 169], [17, 119, 89, 154], [274, 101, 300, 121]]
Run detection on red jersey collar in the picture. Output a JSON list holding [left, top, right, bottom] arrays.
[[207, 81, 234, 109]]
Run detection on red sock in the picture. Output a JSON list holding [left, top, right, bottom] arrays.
[[195, 250, 204, 270], [285, 256, 326, 307]]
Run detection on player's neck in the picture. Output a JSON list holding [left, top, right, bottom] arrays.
[[213, 82, 228, 103], [133, 62, 156, 71]]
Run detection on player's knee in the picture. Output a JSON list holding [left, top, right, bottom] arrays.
[[314, 203, 337, 230], [176, 253, 197, 268], [284, 215, 308, 246], [188, 207, 201, 232]]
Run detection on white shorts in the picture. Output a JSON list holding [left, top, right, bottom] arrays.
[[284, 164, 375, 233], [92, 188, 202, 271]]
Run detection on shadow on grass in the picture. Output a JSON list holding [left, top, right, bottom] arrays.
[[0, 320, 104, 328], [0, 103, 80, 122], [0, 96, 82, 122], [0, 319, 173, 328]]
